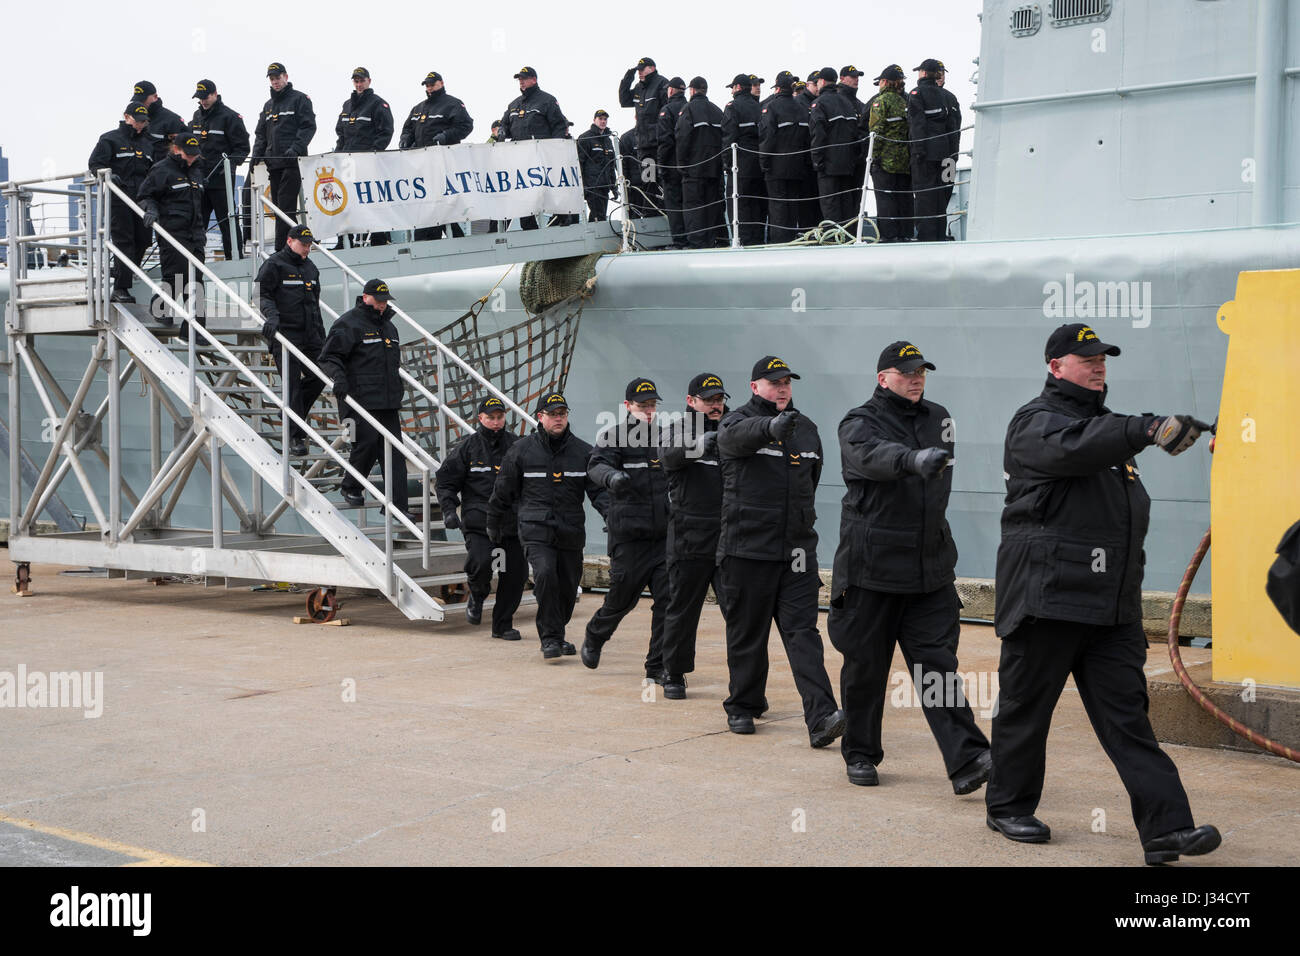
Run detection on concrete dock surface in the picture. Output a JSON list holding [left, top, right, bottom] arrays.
[[2, 549, 1296, 867]]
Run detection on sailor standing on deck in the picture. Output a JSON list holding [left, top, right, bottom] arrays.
[[435, 397, 528, 640], [675, 77, 726, 249], [580, 379, 671, 682], [655, 77, 689, 248], [827, 342, 991, 791], [89, 101, 153, 304], [618, 56, 670, 210], [190, 79, 250, 260], [251, 62, 317, 251], [488, 393, 607, 662], [985, 323, 1220, 865], [334, 66, 394, 248], [722, 73, 766, 247], [577, 111, 617, 223], [498, 66, 570, 230], [657, 373, 730, 699], [136, 131, 206, 331], [715, 356, 845, 745], [907, 59, 953, 242], [401, 71, 474, 240], [255, 224, 325, 457]]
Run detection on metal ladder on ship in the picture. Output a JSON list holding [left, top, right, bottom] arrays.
[[3, 168, 538, 623]]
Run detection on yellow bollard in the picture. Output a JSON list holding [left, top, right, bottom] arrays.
[[1213, 269, 1300, 689]]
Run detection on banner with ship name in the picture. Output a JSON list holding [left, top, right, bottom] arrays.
[[299, 139, 585, 234]]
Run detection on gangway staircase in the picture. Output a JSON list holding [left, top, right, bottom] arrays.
[[4, 169, 543, 623]]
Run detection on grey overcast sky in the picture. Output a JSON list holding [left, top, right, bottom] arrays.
[[1, 0, 983, 182]]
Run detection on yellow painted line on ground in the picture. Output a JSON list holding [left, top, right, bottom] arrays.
[[0, 811, 212, 867]]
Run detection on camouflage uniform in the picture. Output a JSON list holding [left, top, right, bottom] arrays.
[[868, 88, 913, 241]]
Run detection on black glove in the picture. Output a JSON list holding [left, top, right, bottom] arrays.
[[1149, 414, 1212, 456], [608, 471, 631, 495], [486, 524, 502, 546], [262, 318, 280, 342], [110, 173, 126, 190], [768, 410, 798, 442], [624, 67, 638, 80], [431, 133, 447, 146], [905, 447, 949, 477], [442, 509, 461, 530], [142, 210, 157, 230], [332, 380, 348, 405], [698, 431, 718, 456]]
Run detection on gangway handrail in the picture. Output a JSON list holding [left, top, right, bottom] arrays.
[[256, 194, 541, 431], [101, 175, 433, 542]]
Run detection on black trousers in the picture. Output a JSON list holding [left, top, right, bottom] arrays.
[[660, 555, 723, 677], [716, 556, 837, 730], [414, 223, 464, 241], [108, 198, 150, 292], [464, 531, 527, 633], [636, 147, 662, 206], [870, 167, 914, 242], [799, 172, 821, 230], [765, 177, 802, 244], [269, 335, 326, 442], [201, 186, 242, 259], [585, 189, 609, 222], [151, 240, 206, 327], [911, 160, 947, 241], [340, 408, 408, 514], [268, 165, 302, 251], [817, 173, 858, 226], [985, 618, 1195, 842], [736, 173, 767, 246], [827, 584, 989, 774], [525, 542, 583, 646], [682, 176, 725, 249], [849, 161, 867, 227], [585, 538, 670, 675], [661, 171, 686, 246]]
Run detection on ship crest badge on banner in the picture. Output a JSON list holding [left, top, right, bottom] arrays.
[[312, 167, 349, 217]]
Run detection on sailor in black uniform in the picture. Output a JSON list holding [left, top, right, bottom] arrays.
[[89, 101, 153, 303], [251, 62, 317, 251]]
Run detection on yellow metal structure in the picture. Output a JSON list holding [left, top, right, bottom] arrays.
[[1213, 269, 1300, 689]]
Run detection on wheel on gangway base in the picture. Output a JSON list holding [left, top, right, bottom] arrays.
[[305, 586, 339, 623]]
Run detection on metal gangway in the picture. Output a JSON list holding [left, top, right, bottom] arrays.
[[3, 168, 543, 623]]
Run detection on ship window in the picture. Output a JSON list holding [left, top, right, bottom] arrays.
[[1010, 4, 1041, 36], [1050, 0, 1111, 26]]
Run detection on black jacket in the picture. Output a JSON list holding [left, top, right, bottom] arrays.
[[317, 297, 404, 411], [722, 90, 763, 179], [716, 395, 823, 563], [759, 90, 812, 180], [253, 83, 317, 170], [942, 85, 962, 161], [906, 78, 952, 164], [663, 410, 723, 561], [144, 99, 187, 162], [89, 123, 154, 197], [675, 94, 725, 179], [435, 425, 520, 535], [809, 85, 860, 175], [500, 86, 568, 141], [334, 88, 393, 152], [655, 92, 688, 172], [190, 97, 251, 187], [841, 83, 867, 164], [995, 376, 1156, 637], [796, 88, 818, 114], [830, 387, 957, 600], [136, 152, 205, 247], [487, 426, 607, 550], [588, 416, 669, 549], [618, 69, 671, 153], [399, 89, 473, 148], [620, 129, 643, 190], [255, 246, 324, 345], [577, 124, 616, 191]]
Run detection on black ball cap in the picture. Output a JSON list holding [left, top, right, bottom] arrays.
[[423, 71, 443, 86], [536, 391, 568, 414], [266, 62, 287, 77], [749, 74, 765, 85], [840, 65, 864, 78], [818, 66, 840, 84], [124, 101, 150, 120], [689, 76, 708, 92], [626, 377, 662, 402], [730, 73, 752, 88], [1045, 323, 1121, 362], [351, 66, 370, 79], [914, 58, 946, 72], [363, 278, 396, 301], [513, 66, 538, 79], [593, 109, 609, 118], [637, 56, 656, 68], [774, 71, 796, 89], [752, 355, 800, 382], [175, 132, 202, 156], [872, 64, 905, 82], [478, 396, 506, 415], [877, 341, 936, 374], [192, 79, 216, 99], [688, 372, 729, 399], [287, 224, 316, 244], [133, 80, 156, 97], [667, 76, 686, 90], [806, 70, 821, 82]]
